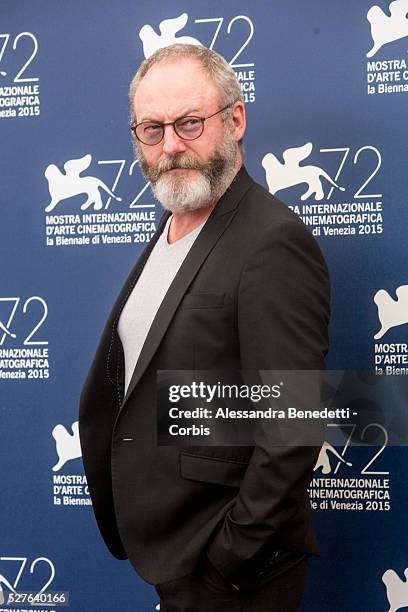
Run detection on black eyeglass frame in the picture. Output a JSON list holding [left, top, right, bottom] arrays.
[[130, 103, 233, 145]]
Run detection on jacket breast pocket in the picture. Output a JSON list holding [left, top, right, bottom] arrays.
[[179, 452, 248, 487], [178, 293, 225, 309]]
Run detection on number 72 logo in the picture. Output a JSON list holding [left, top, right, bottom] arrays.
[[0, 297, 48, 346]]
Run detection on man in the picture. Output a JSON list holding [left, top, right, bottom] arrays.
[[79, 44, 330, 611]]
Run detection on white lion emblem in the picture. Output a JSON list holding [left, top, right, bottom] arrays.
[[383, 568, 408, 612], [314, 441, 352, 475], [0, 575, 17, 605], [52, 421, 81, 472], [367, 0, 408, 58], [262, 143, 345, 201], [374, 285, 408, 339], [44, 154, 122, 213], [0, 319, 16, 340], [139, 13, 202, 59]]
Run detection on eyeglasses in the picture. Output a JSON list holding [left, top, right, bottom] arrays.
[[131, 104, 232, 146]]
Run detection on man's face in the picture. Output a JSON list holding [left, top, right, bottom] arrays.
[[132, 58, 244, 212]]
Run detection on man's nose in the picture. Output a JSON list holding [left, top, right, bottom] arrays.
[[161, 124, 187, 155]]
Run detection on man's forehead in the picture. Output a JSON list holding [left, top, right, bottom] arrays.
[[133, 57, 220, 116], [144, 56, 205, 78]]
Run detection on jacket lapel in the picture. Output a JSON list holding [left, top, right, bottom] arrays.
[[119, 166, 254, 412]]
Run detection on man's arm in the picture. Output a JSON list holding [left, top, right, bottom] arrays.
[[206, 218, 330, 587]]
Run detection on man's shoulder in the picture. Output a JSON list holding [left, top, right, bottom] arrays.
[[237, 169, 303, 229], [226, 168, 325, 262]]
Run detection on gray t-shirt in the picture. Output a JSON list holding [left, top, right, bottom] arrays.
[[118, 215, 204, 393]]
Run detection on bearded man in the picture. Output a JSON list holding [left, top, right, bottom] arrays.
[[79, 43, 330, 611]]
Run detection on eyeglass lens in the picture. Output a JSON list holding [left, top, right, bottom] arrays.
[[136, 116, 203, 145]]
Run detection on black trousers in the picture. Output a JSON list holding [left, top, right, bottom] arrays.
[[155, 557, 308, 612]]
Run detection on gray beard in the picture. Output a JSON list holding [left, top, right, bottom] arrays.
[[136, 129, 238, 213]]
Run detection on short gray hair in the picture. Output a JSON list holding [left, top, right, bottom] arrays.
[[129, 44, 244, 125]]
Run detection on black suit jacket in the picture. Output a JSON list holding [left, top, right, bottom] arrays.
[[79, 166, 330, 586]]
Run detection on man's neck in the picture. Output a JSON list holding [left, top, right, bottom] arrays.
[[167, 204, 216, 244]]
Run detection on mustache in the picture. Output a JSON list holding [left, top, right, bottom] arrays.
[[139, 153, 208, 184], [157, 155, 206, 173]]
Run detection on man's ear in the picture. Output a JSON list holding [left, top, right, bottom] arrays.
[[231, 101, 246, 143]]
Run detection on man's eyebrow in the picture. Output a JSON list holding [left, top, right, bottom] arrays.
[[177, 109, 201, 117], [137, 117, 161, 124], [137, 109, 203, 123]]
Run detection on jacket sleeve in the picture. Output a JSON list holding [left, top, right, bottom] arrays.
[[206, 218, 330, 586]]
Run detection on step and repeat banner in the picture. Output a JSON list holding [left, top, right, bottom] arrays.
[[1, 1, 407, 611]]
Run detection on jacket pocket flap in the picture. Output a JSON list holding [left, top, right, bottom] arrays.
[[179, 452, 248, 487], [179, 293, 225, 309]]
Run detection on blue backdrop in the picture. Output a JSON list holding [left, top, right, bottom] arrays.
[[1, 1, 407, 610]]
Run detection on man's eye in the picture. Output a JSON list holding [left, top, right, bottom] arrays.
[[144, 124, 162, 134], [177, 117, 201, 129]]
